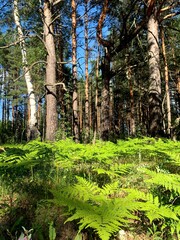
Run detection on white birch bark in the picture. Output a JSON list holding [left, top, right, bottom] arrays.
[[13, 0, 37, 137]]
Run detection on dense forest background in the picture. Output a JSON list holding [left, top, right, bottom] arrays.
[[0, 0, 179, 143]]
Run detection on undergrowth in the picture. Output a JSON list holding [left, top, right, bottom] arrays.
[[0, 137, 179, 239]]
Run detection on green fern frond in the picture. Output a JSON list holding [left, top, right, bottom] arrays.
[[52, 178, 153, 240], [65, 196, 137, 240], [145, 205, 179, 223], [93, 168, 119, 178], [174, 206, 180, 216], [110, 163, 134, 175], [73, 176, 100, 200], [101, 182, 119, 196], [139, 169, 180, 194], [165, 151, 180, 166], [124, 188, 179, 226]]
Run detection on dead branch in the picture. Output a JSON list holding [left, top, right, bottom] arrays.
[[57, 60, 73, 64], [0, 37, 27, 49], [160, 2, 178, 13], [161, 12, 180, 21], [13, 60, 47, 82], [53, 0, 62, 6], [45, 82, 67, 91]]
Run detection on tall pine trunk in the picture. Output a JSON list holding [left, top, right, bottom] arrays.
[[172, 47, 180, 114], [101, 50, 110, 140], [71, 0, 79, 142], [84, 0, 89, 142], [93, 48, 100, 143], [13, 0, 38, 141], [127, 67, 135, 136], [44, 0, 57, 141], [147, 13, 163, 136]]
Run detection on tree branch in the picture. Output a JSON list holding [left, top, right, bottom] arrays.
[[160, 2, 178, 13], [160, 11, 180, 22], [0, 37, 27, 49], [53, 0, 62, 6], [14, 60, 46, 82], [44, 82, 67, 97], [96, 0, 112, 48]]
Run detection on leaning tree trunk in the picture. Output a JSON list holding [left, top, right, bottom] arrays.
[[44, 0, 57, 141], [147, 13, 163, 137], [71, 0, 79, 142], [13, 0, 38, 141]]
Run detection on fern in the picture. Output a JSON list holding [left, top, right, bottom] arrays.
[[124, 188, 179, 224], [51, 177, 163, 240], [1, 138, 180, 239], [93, 168, 119, 178], [139, 168, 180, 195], [110, 163, 134, 175]]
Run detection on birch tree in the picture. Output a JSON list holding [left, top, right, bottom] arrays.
[[13, 0, 38, 140]]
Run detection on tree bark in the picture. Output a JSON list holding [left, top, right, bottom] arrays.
[[71, 0, 79, 142], [96, 49, 101, 136], [126, 66, 135, 136], [147, 13, 163, 137], [160, 26, 171, 135], [13, 0, 38, 141], [44, 0, 57, 141], [84, 0, 89, 142], [79, 86, 83, 137], [56, 21, 66, 139], [172, 47, 180, 113], [101, 50, 110, 141], [93, 47, 101, 143]]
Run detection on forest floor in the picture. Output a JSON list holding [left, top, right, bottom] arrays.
[[0, 138, 179, 240]]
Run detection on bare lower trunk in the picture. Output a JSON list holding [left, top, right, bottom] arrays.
[[147, 14, 163, 137], [13, 0, 38, 140], [101, 51, 110, 141], [93, 49, 100, 144], [96, 50, 101, 136], [172, 48, 180, 114], [79, 88, 83, 136], [126, 65, 135, 136], [44, 0, 57, 141]]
